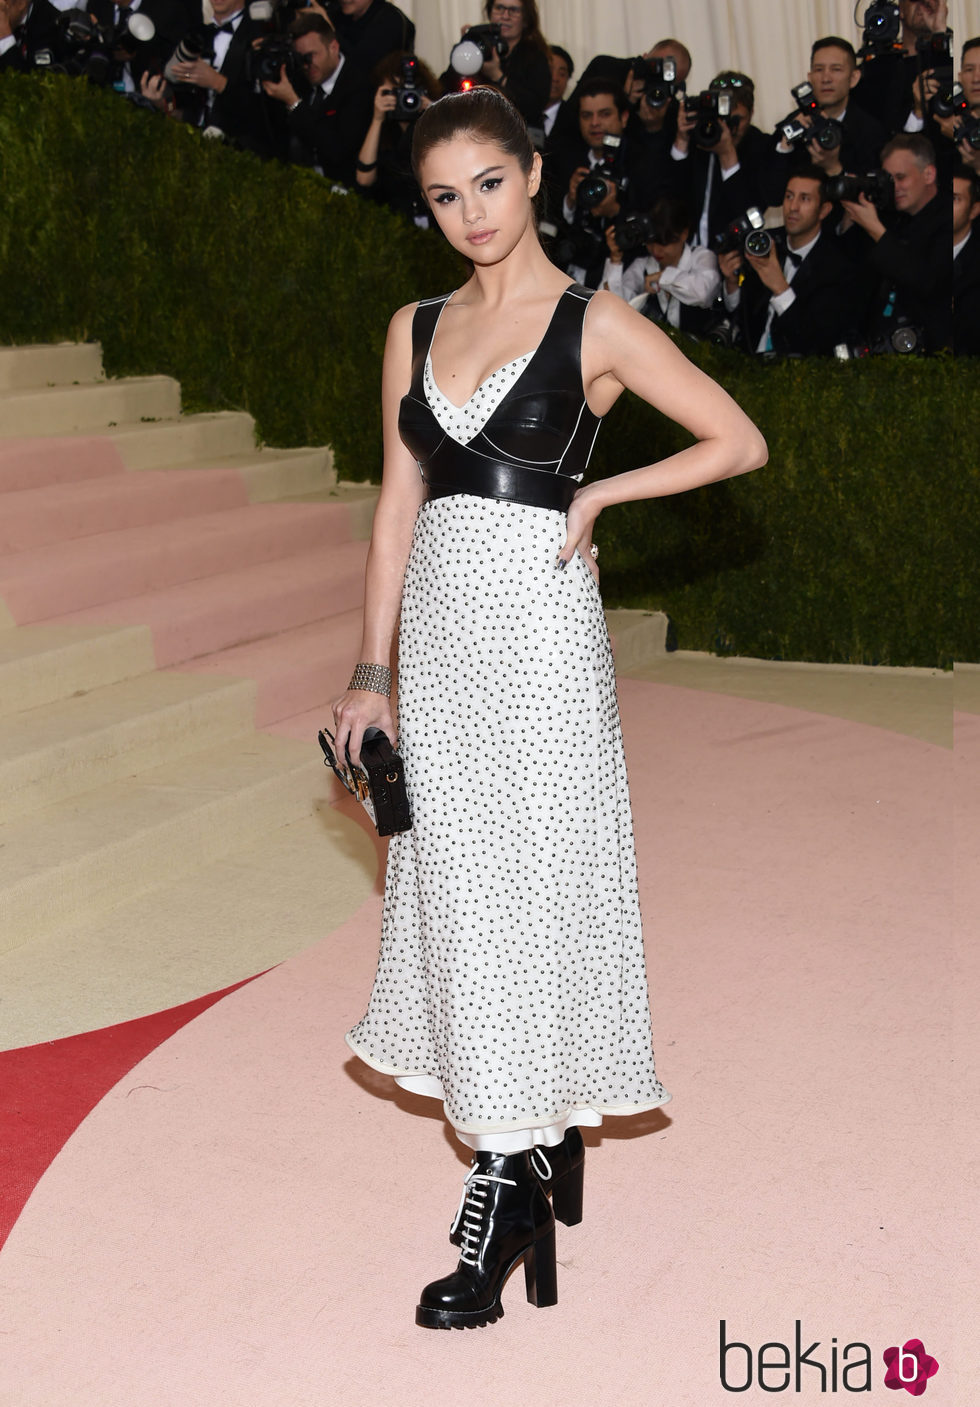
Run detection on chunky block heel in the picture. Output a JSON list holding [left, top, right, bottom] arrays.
[[550, 1157, 584, 1227], [524, 1224, 558, 1307]]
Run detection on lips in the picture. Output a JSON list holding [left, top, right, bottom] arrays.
[[467, 230, 496, 245]]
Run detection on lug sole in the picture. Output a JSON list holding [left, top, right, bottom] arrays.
[[415, 1302, 504, 1330]]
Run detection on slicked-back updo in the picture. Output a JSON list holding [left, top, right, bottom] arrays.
[[411, 87, 536, 187]]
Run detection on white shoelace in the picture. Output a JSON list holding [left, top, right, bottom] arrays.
[[529, 1147, 553, 1181], [450, 1163, 518, 1266]]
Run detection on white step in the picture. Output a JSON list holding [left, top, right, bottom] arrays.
[[0, 622, 154, 715], [0, 377, 181, 437], [0, 670, 256, 823], [104, 411, 256, 469], [176, 447, 336, 502], [0, 734, 322, 947], [0, 343, 105, 392]]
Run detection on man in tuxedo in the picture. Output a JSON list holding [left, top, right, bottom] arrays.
[[262, 12, 371, 184], [668, 72, 779, 248], [541, 43, 572, 141], [718, 168, 861, 355], [325, 0, 412, 76], [769, 37, 889, 201], [952, 162, 980, 353], [164, 0, 279, 155], [0, 0, 69, 70], [842, 132, 951, 350], [89, 0, 187, 94]]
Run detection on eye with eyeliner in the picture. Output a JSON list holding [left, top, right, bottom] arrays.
[[434, 177, 504, 205]]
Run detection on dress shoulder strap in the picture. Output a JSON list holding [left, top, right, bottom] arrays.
[[409, 293, 453, 396]]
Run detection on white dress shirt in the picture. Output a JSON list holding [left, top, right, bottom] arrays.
[[602, 242, 722, 328], [670, 144, 742, 247]]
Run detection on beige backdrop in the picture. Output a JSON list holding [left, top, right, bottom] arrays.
[[402, 0, 980, 131]]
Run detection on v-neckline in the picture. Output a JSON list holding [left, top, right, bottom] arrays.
[[426, 284, 573, 411]]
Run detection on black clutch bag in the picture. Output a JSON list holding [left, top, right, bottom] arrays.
[[317, 725, 413, 837]]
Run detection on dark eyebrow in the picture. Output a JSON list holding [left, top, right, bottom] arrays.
[[425, 165, 506, 192]]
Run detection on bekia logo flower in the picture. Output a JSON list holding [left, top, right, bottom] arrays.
[[883, 1339, 939, 1395]]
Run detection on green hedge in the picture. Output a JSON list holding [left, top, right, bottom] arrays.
[[0, 76, 972, 665]]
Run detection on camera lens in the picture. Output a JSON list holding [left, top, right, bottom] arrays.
[[743, 229, 771, 257]]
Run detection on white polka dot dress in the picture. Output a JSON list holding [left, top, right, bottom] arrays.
[[346, 286, 671, 1138]]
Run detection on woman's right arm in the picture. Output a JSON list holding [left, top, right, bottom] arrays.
[[355, 87, 396, 188], [331, 303, 425, 763]]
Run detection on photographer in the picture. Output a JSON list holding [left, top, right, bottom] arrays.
[[842, 132, 951, 350], [324, 0, 413, 76], [354, 51, 438, 223], [262, 13, 372, 183], [89, 0, 187, 95], [542, 42, 572, 140], [547, 78, 658, 286], [719, 168, 861, 355], [953, 162, 980, 352], [162, 0, 277, 156], [442, 1, 550, 131], [601, 195, 721, 337], [770, 38, 888, 193], [933, 38, 980, 173], [0, 0, 69, 70], [854, 0, 951, 137], [669, 72, 776, 248]]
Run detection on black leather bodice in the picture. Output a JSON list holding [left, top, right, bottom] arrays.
[[398, 283, 602, 499]]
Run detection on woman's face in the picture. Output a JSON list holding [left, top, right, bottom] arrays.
[[419, 137, 541, 264], [487, 1, 525, 45]]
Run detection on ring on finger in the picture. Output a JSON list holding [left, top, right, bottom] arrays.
[[589, 542, 599, 561]]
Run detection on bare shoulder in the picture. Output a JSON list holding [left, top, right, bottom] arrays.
[[584, 288, 668, 344], [388, 301, 420, 341]]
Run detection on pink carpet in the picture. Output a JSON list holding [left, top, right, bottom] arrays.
[[0, 681, 966, 1406]]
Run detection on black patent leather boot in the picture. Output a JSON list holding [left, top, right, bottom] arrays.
[[418, 1150, 557, 1329], [449, 1129, 585, 1246]]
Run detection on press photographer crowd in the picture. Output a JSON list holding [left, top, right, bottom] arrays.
[[2, 0, 977, 355]]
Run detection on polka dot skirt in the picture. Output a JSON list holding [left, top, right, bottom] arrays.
[[346, 494, 671, 1136]]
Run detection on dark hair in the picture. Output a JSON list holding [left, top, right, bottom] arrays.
[[710, 70, 755, 109], [786, 164, 830, 206], [411, 86, 535, 185], [576, 77, 630, 117], [810, 35, 858, 67], [881, 132, 937, 168], [549, 44, 574, 78], [953, 160, 980, 205], [289, 12, 336, 42], [648, 195, 692, 245], [483, 0, 549, 56], [963, 35, 980, 61]]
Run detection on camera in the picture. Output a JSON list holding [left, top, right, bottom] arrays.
[[915, 30, 953, 83], [776, 81, 843, 152], [860, 1, 901, 55], [954, 113, 980, 151], [247, 32, 309, 91], [575, 135, 623, 212], [629, 54, 678, 108], [164, 27, 209, 84], [713, 207, 769, 257], [385, 55, 425, 120], [36, 8, 155, 83], [684, 89, 737, 148], [825, 169, 894, 208], [612, 212, 655, 255], [449, 23, 505, 77], [931, 81, 970, 121]]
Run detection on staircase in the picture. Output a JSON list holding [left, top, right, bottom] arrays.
[[0, 344, 380, 1047]]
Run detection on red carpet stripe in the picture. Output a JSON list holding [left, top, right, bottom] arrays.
[[0, 972, 270, 1251]]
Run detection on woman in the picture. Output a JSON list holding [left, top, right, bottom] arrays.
[[442, 0, 551, 132], [354, 53, 442, 225], [332, 88, 767, 1332]]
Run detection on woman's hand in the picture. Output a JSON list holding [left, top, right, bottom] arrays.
[[373, 83, 397, 122], [556, 484, 602, 581], [331, 687, 396, 770]]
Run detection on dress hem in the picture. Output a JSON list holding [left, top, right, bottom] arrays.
[[345, 1031, 672, 1135]]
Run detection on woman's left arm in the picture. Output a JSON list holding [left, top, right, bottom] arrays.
[[558, 291, 767, 563]]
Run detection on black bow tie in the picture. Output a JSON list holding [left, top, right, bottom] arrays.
[[212, 20, 237, 33], [785, 249, 803, 268]]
